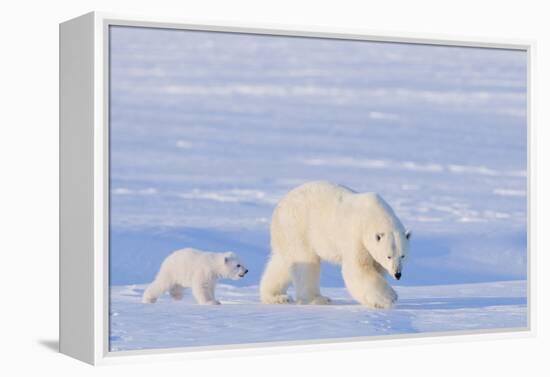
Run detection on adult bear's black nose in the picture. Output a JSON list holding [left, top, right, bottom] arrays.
[[395, 272, 401, 280]]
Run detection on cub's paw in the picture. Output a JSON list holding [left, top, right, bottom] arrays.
[[142, 295, 157, 304], [261, 294, 293, 304]]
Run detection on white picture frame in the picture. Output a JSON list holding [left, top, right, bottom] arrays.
[[59, 11, 534, 365]]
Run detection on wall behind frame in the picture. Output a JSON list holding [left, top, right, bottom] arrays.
[[1, 0, 546, 375]]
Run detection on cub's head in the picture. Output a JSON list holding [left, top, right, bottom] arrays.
[[221, 252, 248, 280], [360, 194, 411, 280]]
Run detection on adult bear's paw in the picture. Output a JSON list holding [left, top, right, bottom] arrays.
[[262, 294, 294, 304], [388, 286, 398, 303], [363, 286, 397, 309], [297, 295, 331, 305], [310, 295, 331, 305]]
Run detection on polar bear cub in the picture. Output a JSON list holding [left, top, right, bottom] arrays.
[[260, 181, 410, 309], [142, 248, 248, 305]]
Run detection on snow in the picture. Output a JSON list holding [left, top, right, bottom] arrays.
[[109, 280, 527, 351], [108, 26, 528, 351]]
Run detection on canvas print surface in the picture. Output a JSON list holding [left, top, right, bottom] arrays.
[[108, 26, 528, 352]]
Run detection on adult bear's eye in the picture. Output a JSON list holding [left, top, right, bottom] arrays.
[[387, 256, 392, 259]]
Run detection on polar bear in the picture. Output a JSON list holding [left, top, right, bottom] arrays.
[[142, 248, 248, 305], [260, 181, 410, 309]]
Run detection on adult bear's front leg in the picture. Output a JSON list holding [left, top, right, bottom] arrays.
[[363, 275, 397, 309], [342, 261, 397, 309]]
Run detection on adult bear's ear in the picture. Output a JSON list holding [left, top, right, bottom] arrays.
[[405, 230, 412, 240]]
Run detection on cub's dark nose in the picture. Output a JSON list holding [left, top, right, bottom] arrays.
[[244, 269, 249, 274], [395, 272, 401, 280]]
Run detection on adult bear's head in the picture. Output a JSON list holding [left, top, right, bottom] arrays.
[[359, 193, 411, 280]]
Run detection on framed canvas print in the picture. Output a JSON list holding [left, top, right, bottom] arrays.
[[59, 12, 533, 365]]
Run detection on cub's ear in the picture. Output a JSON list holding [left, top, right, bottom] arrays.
[[405, 230, 412, 240], [224, 251, 236, 264]]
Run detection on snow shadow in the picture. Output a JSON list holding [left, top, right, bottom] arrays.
[[396, 296, 526, 310]]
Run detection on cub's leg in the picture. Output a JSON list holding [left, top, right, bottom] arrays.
[[208, 282, 220, 304], [142, 274, 172, 304], [192, 279, 220, 305]]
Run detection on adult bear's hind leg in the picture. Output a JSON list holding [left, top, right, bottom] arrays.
[[169, 284, 185, 300], [292, 259, 331, 305], [260, 253, 293, 304]]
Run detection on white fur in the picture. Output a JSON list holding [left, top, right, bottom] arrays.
[[142, 248, 248, 305], [260, 181, 410, 309]]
